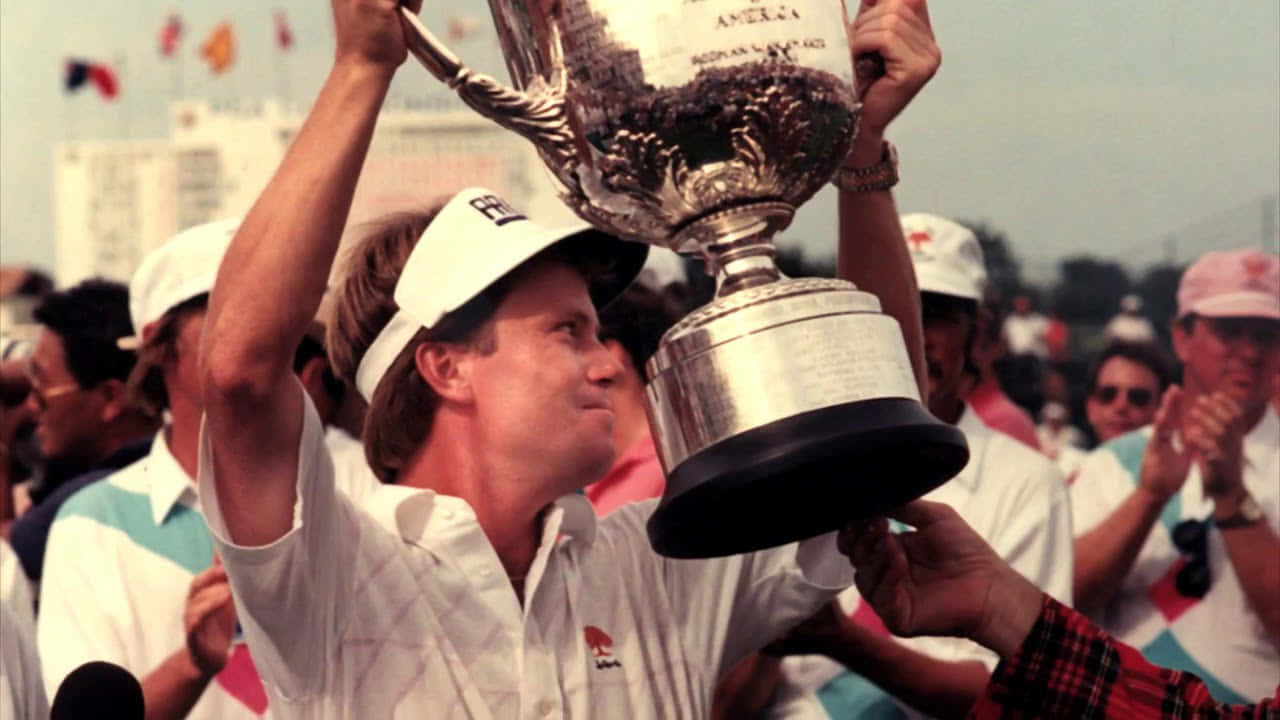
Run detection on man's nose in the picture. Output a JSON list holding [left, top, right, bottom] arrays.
[[588, 339, 623, 385]]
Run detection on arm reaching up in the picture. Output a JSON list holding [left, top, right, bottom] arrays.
[[199, 0, 422, 547], [836, 0, 941, 396]]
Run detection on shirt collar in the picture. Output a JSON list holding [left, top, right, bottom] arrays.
[[949, 404, 987, 491], [363, 484, 599, 549], [146, 430, 197, 526]]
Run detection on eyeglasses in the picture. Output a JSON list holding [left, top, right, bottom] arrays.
[[1171, 519, 1211, 599], [1093, 385, 1154, 408], [23, 365, 81, 412], [1201, 317, 1280, 348]]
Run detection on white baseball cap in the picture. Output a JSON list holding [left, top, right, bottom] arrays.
[[354, 187, 648, 401], [118, 218, 239, 350], [899, 213, 987, 302]]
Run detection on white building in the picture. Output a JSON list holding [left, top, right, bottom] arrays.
[[53, 98, 575, 287]]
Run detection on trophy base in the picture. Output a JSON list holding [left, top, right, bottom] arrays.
[[647, 397, 968, 558]]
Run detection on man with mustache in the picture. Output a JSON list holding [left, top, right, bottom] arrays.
[[1072, 249, 1280, 704]]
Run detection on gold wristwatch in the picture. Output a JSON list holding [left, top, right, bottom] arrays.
[[1214, 493, 1264, 530]]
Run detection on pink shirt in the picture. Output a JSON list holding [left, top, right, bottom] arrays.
[[585, 435, 666, 517], [968, 377, 1042, 452]]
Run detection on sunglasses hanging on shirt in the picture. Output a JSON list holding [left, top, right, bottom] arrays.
[[1171, 517, 1212, 599]]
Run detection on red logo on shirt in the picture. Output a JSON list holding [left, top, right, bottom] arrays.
[[584, 626, 622, 669]]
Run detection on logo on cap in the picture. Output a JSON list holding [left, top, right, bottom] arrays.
[[907, 230, 933, 252], [469, 194, 527, 227]]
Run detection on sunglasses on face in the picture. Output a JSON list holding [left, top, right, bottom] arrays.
[[1202, 317, 1280, 347], [1172, 518, 1211, 599], [1092, 385, 1154, 408]]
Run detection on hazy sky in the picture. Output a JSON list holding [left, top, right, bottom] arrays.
[[2, 1, 1277, 281]]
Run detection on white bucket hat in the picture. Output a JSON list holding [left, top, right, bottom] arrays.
[[118, 218, 239, 350], [354, 188, 648, 401], [899, 213, 987, 302]]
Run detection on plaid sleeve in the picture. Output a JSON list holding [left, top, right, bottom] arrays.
[[968, 595, 1279, 719]]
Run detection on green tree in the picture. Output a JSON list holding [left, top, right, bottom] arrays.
[[1051, 257, 1132, 324]]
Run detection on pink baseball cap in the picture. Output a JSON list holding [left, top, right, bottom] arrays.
[[1176, 248, 1280, 320]]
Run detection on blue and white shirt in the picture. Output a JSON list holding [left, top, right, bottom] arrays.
[[37, 431, 270, 718]]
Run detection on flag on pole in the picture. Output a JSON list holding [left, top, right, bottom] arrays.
[[200, 22, 236, 74], [274, 11, 294, 51], [158, 14, 184, 57], [65, 59, 119, 99]]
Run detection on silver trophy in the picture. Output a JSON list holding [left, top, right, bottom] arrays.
[[400, 0, 968, 557]]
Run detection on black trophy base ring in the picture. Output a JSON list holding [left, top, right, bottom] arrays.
[[646, 397, 969, 558]]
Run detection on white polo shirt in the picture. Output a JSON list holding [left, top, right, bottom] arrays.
[[37, 432, 271, 718], [198, 391, 855, 719], [770, 405, 1075, 719], [1070, 408, 1280, 704]]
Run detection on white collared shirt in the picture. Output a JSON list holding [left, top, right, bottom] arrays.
[[37, 431, 270, 718], [1071, 407, 1280, 703], [771, 405, 1075, 719], [197, 389, 854, 719]]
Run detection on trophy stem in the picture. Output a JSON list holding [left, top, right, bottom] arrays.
[[677, 201, 796, 297]]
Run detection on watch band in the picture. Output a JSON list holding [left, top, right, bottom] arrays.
[[1214, 493, 1264, 530], [831, 141, 898, 193]]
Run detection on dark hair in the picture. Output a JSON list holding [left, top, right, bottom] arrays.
[[597, 283, 684, 377], [125, 293, 209, 414], [1086, 340, 1176, 396], [33, 278, 136, 388], [293, 334, 346, 402]]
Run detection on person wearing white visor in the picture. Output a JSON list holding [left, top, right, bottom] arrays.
[[197, 0, 942, 716]]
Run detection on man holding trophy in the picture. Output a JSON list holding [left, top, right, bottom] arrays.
[[197, 0, 946, 715]]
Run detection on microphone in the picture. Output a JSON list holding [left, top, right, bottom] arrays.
[[50, 661, 145, 720]]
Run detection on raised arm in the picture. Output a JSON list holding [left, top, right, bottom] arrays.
[[1074, 387, 1188, 615], [836, 0, 940, 396], [199, 0, 420, 546]]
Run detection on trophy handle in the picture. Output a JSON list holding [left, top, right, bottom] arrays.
[[397, 6, 576, 168]]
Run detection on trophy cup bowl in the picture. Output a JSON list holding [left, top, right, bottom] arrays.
[[400, 0, 969, 558]]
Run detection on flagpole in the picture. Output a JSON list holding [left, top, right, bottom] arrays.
[[63, 59, 78, 143], [116, 51, 130, 139]]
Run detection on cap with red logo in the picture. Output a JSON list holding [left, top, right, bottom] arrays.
[[899, 212, 987, 302], [1176, 248, 1280, 321], [354, 187, 648, 401]]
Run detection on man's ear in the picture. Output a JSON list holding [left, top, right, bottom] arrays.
[[414, 342, 473, 403], [298, 356, 326, 393], [96, 378, 129, 422], [297, 356, 329, 406]]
